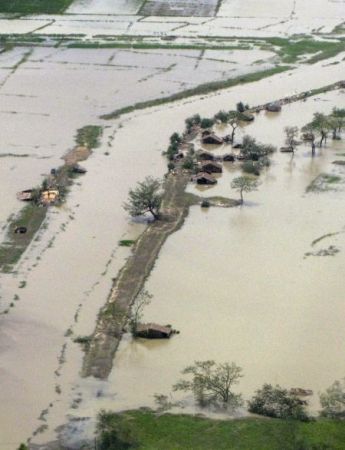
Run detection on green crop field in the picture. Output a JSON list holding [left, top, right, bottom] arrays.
[[0, 0, 74, 14]]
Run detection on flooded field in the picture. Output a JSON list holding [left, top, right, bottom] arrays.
[[0, 3, 344, 445], [1, 0, 344, 37], [105, 90, 345, 415]]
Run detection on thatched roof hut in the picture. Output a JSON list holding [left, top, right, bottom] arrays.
[[195, 173, 217, 185], [266, 102, 282, 112], [202, 134, 223, 145], [200, 161, 223, 173], [222, 153, 235, 162], [135, 323, 172, 339], [197, 150, 215, 161]]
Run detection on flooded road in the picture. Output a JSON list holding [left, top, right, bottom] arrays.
[[0, 46, 344, 447]]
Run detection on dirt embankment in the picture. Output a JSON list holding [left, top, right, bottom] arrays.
[[82, 170, 192, 378]]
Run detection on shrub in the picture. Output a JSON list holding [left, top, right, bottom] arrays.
[[200, 118, 215, 129], [248, 384, 309, 421]]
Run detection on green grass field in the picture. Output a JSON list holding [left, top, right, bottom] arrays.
[[99, 411, 345, 450], [0, 0, 74, 14]]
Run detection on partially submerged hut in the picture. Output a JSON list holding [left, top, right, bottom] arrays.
[[195, 173, 217, 185], [16, 189, 34, 202], [135, 323, 172, 339], [202, 134, 223, 145], [197, 150, 215, 161], [200, 161, 223, 173], [222, 153, 235, 162], [266, 102, 282, 113]]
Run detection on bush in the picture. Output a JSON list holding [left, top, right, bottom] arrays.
[[168, 162, 175, 171], [237, 102, 246, 113], [242, 161, 260, 176], [200, 118, 215, 129], [185, 114, 201, 130], [214, 110, 230, 123], [182, 156, 195, 170], [248, 384, 310, 421], [320, 378, 345, 418], [201, 200, 210, 208]]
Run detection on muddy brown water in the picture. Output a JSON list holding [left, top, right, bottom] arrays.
[[0, 51, 344, 447]]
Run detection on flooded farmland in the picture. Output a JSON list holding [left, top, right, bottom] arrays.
[[0, 0, 345, 447]]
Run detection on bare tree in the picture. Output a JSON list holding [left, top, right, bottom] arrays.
[[284, 126, 299, 152], [231, 175, 259, 204], [173, 360, 243, 409], [129, 290, 152, 336]]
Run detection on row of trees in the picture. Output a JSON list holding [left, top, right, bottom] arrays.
[[301, 108, 345, 152], [160, 360, 345, 421]]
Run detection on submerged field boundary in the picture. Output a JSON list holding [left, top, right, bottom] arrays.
[[101, 66, 291, 120], [82, 79, 345, 379]]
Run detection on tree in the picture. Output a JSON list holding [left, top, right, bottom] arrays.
[[129, 289, 152, 336], [329, 108, 345, 139], [173, 360, 243, 409], [320, 378, 345, 418], [231, 175, 259, 204], [200, 118, 215, 129], [228, 111, 241, 143], [284, 126, 299, 152], [97, 410, 136, 450], [248, 384, 309, 421], [303, 113, 331, 147], [124, 177, 163, 220], [214, 110, 230, 124], [17, 445, 29, 450]]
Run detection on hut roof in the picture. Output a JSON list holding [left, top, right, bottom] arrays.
[[196, 150, 214, 160], [136, 323, 172, 334], [195, 172, 217, 184], [200, 161, 223, 173], [202, 134, 223, 145]]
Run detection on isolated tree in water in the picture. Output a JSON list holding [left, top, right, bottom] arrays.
[[173, 360, 243, 409], [124, 176, 163, 220], [231, 175, 259, 204], [284, 126, 299, 152]]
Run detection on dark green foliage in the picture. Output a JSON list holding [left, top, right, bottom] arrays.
[[97, 410, 137, 450], [214, 110, 230, 123], [200, 118, 215, 129], [241, 135, 276, 159], [237, 102, 246, 113], [17, 445, 29, 450], [123, 177, 162, 220], [167, 162, 175, 171], [248, 384, 310, 421], [170, 132, 182, 145], [0, 0, 73, 14], [75, 125, 103, 149], [119, 240, 136, 247], [242, 161, 261, 176], [320, 378, 345, 419], [96, 410, 345, 450], [182, 156, 195, 171], [185, 114, 201, 130], [166, 142, 179, 160]]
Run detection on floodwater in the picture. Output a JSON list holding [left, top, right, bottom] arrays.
[[78, 89, 345, 418], [0, 44, 344, 448]]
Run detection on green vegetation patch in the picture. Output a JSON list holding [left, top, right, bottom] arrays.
[[307, 173, 343, 192], [97, 410, 345, 450], [0, 0, 74, 14], [102, 66, 290, 120], [119, 240, 136, 247], [76, 125, 103, 149], [264, 37, 345, 64], [0, 204, 47, 272]]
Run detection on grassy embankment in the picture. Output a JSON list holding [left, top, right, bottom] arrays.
[[0, 125, 102, 273], [0, 0, 74, 14], [98, 410, 345, 450], [101, 66, 291, 120]]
